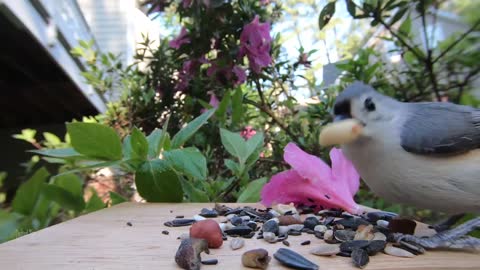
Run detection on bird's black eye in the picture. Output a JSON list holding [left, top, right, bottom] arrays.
[[364, 97, 375, 111]]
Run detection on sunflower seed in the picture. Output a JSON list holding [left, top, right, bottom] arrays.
[[274, 248, 319, 270], [352, 248, 369, 268], [310, 244, 340, 256], [384, 245, 416, 258], [230, 238, 245, 250]]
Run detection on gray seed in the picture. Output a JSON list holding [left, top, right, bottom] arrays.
[[310, 244, 340, 256], [278, 226, 290, 236], [314, 225, 327, 233], [384, 245, 416, 258], [372, 232, 387, 241], [193, 214, 206, 221], [376, 220, 389, 228], [324, 230, 334, 241], [230, 238, 245, 250], [288, 224, 305, 232], [263, 232, 277, 243]]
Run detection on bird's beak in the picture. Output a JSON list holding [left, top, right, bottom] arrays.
[[319, 118, 364, 146]]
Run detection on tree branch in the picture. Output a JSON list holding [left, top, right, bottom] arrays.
[[433, 19, 480, 63], [251, 79, 296, 141], [376, 17, 425, 61]]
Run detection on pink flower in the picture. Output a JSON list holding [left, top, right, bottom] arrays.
[[175, 60, 197, 92], [232, 66, 246, 86], [182, 0, 193, 8], [260, 143, 361, 214], [201, 92, 220, 113], [239, 15, 272, 73], [169, 27, 190, 49], [260, 0, 270, 4], [240, 126, 257, 140]]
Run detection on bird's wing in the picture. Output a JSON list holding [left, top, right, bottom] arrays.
[[400, 102, 480, 155]]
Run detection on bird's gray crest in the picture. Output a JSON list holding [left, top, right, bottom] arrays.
[[336, 81, 375, 104]]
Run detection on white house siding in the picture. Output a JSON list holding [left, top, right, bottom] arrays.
[[76, 0, 136, 65]]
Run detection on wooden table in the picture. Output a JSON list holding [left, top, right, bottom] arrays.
[[0, 203, 478, 269]]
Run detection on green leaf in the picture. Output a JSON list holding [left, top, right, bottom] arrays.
[[29, 148, 83, 159], [171, 109, 215, 149], [164, 148, 207, 180], [224, 159, 240, 175], [53, 174, 83, 197], [122, 135, 132, 159], [0, 172, 6, 187], [42, 184, 85, 212], [85, 189, 105, 213], [55, 160, 124, 176], [12, 129, 37, 144], [146, 129, 164, 158], [232, 87, 243, 124], [215, 92, 231, 123], [109, 191, 127, 205], [346, 0, 356, 17], [12, 168, 50, 215], [130, 127, 148, 161], [220, 128, 248, 164], [159, 117, 171, 151], [0, 210, 22, 242], [237, 178, 267, 203], [318, 1, 336, 31], [398, 15, 412, 36], [67, 123, 122, 160], [182, 180, 209, 202], [135, 160, 183, 202], [43, 132, 61, 146], [389, 7, 408, 27], [245, 132, 264, 161]]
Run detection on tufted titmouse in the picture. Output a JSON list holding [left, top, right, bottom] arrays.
[[320, 81, 480, 249]]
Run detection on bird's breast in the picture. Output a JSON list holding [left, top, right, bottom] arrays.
[[343, 135, 480, 214]]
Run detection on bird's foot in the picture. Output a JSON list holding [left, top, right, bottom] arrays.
[[392, 217, 480, 250], [428, 213, 465, 232]]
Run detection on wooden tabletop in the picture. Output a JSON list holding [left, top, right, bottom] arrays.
[[0, 202, 478, 270]]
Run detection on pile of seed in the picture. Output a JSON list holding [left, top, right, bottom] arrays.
[[168, 203, 425, 269]]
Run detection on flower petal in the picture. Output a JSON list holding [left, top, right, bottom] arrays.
[[260, 169, 359, 213], [330, 148, 360, 196], [283, 143, 331, 183]]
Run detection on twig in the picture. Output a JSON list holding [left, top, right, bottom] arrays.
[[252, 79, 298, 141], [433, 19, 480, 63], [376, 17, 425, 61]]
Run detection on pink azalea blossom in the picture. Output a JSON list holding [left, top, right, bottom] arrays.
[[206, 62, 246, 86], [201, 92, 220, 113], [182, 0, 193, 8], [175, 60, 197, 92], [260, 143, 361, 214], [239, 15, 272, 73], [169, 27, 191, 49], [232, 65, 247, 86], [260, 0, 270, 5], [240, 126, 257, 140]]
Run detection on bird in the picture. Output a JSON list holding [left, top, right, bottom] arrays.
[[322, 81, 480, 250]]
